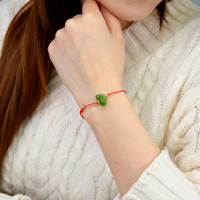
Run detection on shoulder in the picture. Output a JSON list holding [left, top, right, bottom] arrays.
[[158, 0, 200, 74], [0, 0, 30, 52]]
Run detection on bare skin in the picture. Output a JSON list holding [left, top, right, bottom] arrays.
[[48, 0, 162, 196], [81, 0, 162, 30]]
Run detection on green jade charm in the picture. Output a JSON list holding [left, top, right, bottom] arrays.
[[96, 94, 108, 106]]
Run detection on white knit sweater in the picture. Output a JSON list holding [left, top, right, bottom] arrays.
[[0, 0, 200, 199]]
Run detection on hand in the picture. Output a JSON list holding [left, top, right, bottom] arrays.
[[48, 0, 125, 109]]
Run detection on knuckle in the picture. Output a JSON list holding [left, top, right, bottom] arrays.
[[55, 29, 63, 39], [65, 18, 76, 30], [48, 42, 53, 52], [47, 42, 55, 57], [83, 12, 98, 26]]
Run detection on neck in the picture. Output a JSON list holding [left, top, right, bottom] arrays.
[[118, 19, 134, 30], [80, 0, 133, 31]]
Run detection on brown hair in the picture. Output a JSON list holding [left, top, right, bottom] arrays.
[[0, 0, 168, 181], [157, 0, 169, 28]]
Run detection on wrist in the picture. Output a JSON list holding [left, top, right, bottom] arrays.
[[76, 83, 124, 109], [81, 90, 129, 123]]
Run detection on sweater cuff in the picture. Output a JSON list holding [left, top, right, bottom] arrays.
[[13, 195, 31, 200], [120, 147, 199, 200], [0, 194, 31, 200]]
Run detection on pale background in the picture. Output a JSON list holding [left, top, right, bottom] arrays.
[[191, 0, 200, 6]]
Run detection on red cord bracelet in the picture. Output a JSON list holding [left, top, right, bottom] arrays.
[[80, 90, 127, 119]]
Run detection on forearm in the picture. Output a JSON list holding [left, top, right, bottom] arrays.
[[82, 91, 161, 196]]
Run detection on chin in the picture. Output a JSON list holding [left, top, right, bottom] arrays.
[[115, 6, 157, 22]]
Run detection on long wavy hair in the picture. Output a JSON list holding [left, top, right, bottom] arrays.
[[0, 0, 168, 179]]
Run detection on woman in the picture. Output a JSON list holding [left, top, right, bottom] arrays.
[[0, 0, 200, 199]]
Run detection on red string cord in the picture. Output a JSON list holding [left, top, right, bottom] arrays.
[[80, 90, 126, 119]]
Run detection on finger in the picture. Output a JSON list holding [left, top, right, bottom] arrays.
[[73, 14, 82, 19], [82, 0, 101, 15], [99, 4, 122, 35]]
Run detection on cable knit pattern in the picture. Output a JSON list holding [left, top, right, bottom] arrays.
[[0, 0, 29, 54], [0, 0, 200, 199]]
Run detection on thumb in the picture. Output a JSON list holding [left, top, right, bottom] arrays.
[[99, 4, 122, 35]]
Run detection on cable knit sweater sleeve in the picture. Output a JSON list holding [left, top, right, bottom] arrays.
[[115, 2, 200, 199], [117, 148, 200, 200], [117, 78, 200, 199], [0, 193, 31, 200], [1, 0, 200, 199]]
